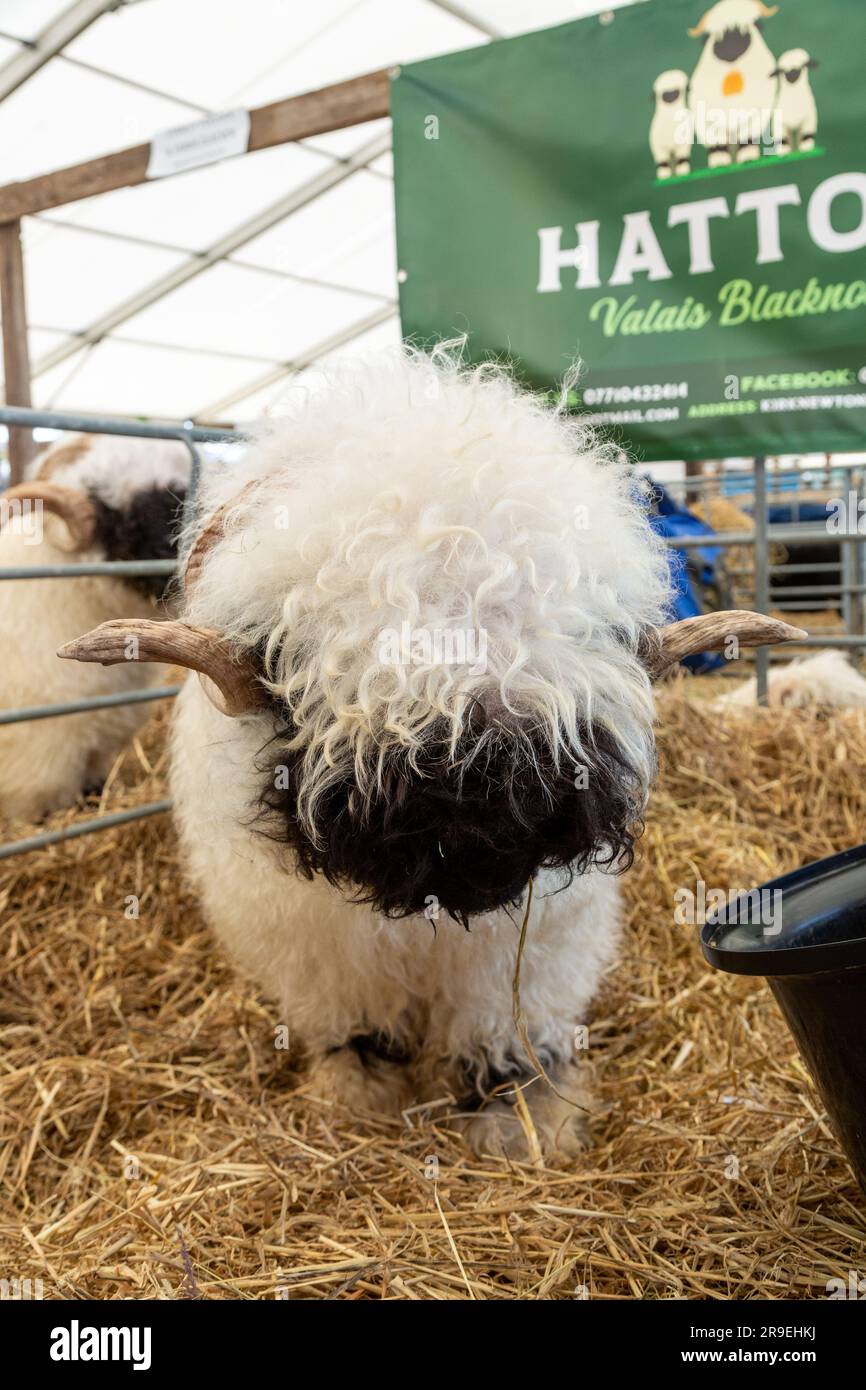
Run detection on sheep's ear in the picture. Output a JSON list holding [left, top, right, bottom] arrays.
[[770, 66, 781, 76], [58, 618, 267, 717], [2, 482, 96, 549], [641, 611, 806, 680]]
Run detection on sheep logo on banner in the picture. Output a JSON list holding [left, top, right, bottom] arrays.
[[649, 0, 820, 179]]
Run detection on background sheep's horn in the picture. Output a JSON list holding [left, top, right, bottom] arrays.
[[642, 610, 807, 679], [58, 618, 266, 717], [756, 2, 779, 16], [687, 8, 710, 37], [184, 480, 260, 590], [2, 482, 97, 549]]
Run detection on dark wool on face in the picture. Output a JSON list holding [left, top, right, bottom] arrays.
[[253, 706, 648, 925], [87, 485, 187, 600]]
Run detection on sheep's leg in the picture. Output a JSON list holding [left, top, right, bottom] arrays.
[[307, 1036, 414, 1118], [799, 131, 816, 151], [736, 142, 761, 162], [453, 1059, 593, 1159], [418, 869, 621, 1158], [707, 145, 732, 167], [775, 136, 792, 155], [674, 151, 691, 176], [655, 161, 672, 180]]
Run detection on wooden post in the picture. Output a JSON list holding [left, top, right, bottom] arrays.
[[0, 219, 35, 485], [0, 69, 391, 222], [685, 456, 704, 506]]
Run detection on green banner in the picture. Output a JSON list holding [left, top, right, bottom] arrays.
[[392, 0, 866, 462]]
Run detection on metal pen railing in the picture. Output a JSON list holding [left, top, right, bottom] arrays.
[[0, 404, 242, 859]]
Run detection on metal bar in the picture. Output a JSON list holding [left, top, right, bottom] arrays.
[[771, 563, 842, 575], [854, 470, 866, 637], [0, 685, 179, 726], [842, 524, 856, 631], [0, 403, 240, 442], [30, 129, 393, 383], [0, 560, 175, 580], [198, 303, 399, 420], [428, 0, 503, 37], [769, 585, 865, 599], [0, 0, 115, 104], [0, 801, 172, 862], [771, 601, 844, 611], [753, 457, 769, 703], [666, 527, 857, 549], [30, 215, 393, 307]]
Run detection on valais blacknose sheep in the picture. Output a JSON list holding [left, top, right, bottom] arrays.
[[687, 0, 780, 166], [0, 435, 188, 822], [650, 69, 691, 179], [63, 350, 800, 1157], [773, 48, 818, 155]]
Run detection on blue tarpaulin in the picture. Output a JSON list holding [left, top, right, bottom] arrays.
[[645, 483, 727, 673]]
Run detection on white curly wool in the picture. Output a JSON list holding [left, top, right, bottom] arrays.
[[171, 347, 673, 1155]]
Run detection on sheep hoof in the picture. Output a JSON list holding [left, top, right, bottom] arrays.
[[707, 148, 732, 167], [307, 1044, 413, 1118], [675, 160, 691, 176], [453, 1068, 594, 1160], [737, 144, 761, 162]]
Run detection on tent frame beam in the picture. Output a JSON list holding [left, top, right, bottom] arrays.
[[0, 0, 118, 105], [0, 67, 391, 222], [0, 66, 392, 475]]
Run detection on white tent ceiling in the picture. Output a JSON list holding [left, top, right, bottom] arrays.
[[0, 0, 636, 425]]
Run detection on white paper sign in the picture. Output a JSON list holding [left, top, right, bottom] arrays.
[[146, 108, 251, 179]]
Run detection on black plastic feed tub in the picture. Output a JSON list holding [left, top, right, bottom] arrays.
[[701, 842, 866, 1195]]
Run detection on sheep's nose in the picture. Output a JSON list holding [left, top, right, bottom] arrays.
[[713, 27, 751, 63]]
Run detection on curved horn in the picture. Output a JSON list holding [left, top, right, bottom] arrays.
[[58, 618, 266, 717], [2, 482, 97, 549], [756, 2, 779, 16], [184, 480, 260, 590], [688, 7, 712, 37], [642, 610, 806, 679]]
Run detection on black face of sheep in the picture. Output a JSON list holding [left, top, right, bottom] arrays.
[[87, 485, 188, 601], [713, 27, 752, 63], [254, 702, 646, 924]]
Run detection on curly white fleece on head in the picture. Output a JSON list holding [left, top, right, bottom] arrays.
[[184, 346, 672, 837], [35, 434, 191, 508]]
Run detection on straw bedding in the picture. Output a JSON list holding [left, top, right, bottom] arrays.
[[1, 680, 865, 1300]]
